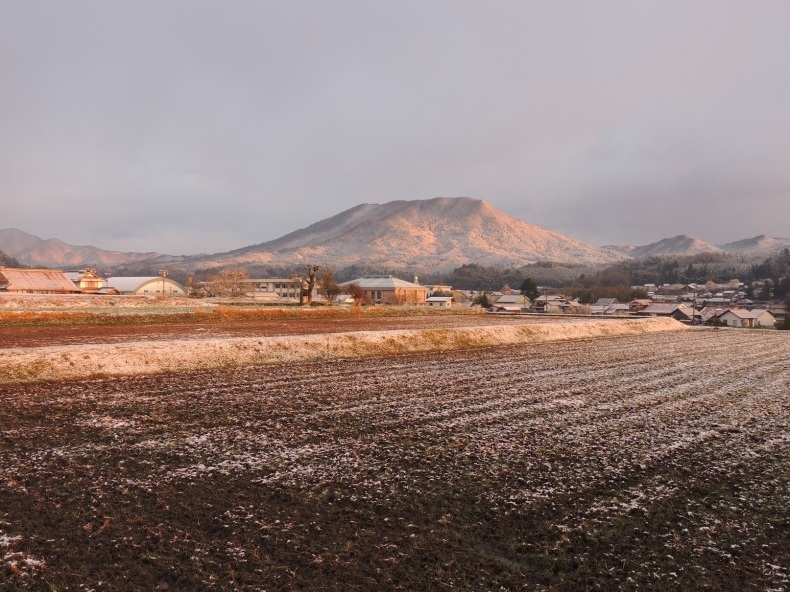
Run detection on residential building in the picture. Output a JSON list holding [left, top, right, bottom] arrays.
[[493, 294, 530, 308], [714, 308, 758, 328], [65, 269, 107, 293], [339, 275, 428, 305], [751, 309, 777, 328]]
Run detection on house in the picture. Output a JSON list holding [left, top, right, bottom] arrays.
[[637, 303, 700, 322], [0, 268, 82, 294], [500, 283, 513, 295], [65, 268, 107, 293], [533, 294, 583, 314], [592, 303, 630, 316], [751, 309, 777, 328], [713, 308, 759, 328], [591, 298, 623, 315], [699, 306, 726, 324], [628, 299, 653, 313], [533, 294, 564, 312], [106, 276, 187, 296], [493, 294, 530, 308], [339, 275, 428, 305], [425, 296, 453, 308], [593, 298, 619, 307]]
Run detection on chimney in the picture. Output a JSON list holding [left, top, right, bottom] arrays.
[[413, 275, 419, 285]]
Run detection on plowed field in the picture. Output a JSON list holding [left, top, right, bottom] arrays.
[[0, 313, 578, 349], [1, 328, 788, 590]]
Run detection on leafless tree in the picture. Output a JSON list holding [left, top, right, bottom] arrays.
[[295, 265, 320, 305], [318, 265, 342, 301], [346, 283, 368, 307], [207, 266, 249, 297]]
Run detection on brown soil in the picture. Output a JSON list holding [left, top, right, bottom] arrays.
[[0, 314, 582, 349]]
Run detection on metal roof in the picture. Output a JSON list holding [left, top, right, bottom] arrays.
[[0, 268, 81, 292], [340, 276, 426, 290], [495, 294, 529, 304], [105, 276, 185, 293]]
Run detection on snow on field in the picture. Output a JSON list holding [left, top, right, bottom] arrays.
[[0, 292, 203, 310], [0, 317, 683, 384], [0, 328, 787, 590]]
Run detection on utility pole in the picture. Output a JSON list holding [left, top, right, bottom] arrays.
[[691, 291, 697, 326], [159, 269, 167, 296]]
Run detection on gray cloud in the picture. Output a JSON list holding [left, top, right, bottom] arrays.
[[1, 1, 789, 254]]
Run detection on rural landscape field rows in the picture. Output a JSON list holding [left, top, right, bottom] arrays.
[[1, 328, 788, 590]]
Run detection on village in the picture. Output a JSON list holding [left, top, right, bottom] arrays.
[[0, 265, 785, 329]]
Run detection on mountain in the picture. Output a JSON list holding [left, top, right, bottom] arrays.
[[720, 235, 790, 255], [6, 199, 787, 271], [606, 235, 723, 258], [0, 228, 163, 268], [190, 197, 627, 271], [607, 233, 790, 259]]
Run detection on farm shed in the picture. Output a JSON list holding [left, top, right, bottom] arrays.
[[340, 275, 428, 305], [426, 296, 453, 308], [491, 303, 522, 313], [0, 268, 82, 293], [106, 276, 187, 296]]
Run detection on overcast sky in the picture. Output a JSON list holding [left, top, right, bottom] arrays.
[[1, 1, 789, 255]]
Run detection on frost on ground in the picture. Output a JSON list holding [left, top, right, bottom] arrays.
[[0, 317, 681, 384], [0, 328, 788, 591]]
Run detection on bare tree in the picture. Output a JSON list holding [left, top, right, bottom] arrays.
[[295, 265, 320, 305], [207, 266, 249, 297], [318, 264, 342, 301], [346, 283, 368, 307]]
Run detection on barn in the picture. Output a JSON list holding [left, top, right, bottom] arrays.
[[0, 268, 82, 293]]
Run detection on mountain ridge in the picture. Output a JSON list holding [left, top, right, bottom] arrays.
[[3, 197, 788, 269], [191, 197, 626, 271], [0, 228, 163, 268]]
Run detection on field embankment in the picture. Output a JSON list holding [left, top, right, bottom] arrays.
[[0, 317, 683, 384]]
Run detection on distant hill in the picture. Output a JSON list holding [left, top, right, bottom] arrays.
[[189, 197, 627, 271], [607, 233, 790, 259], [0, 228, 163, 268], [719, 234, 790, 255], [606, 235, 723, 258]]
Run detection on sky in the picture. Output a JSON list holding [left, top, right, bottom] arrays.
[[1, 1, 789, 255]]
